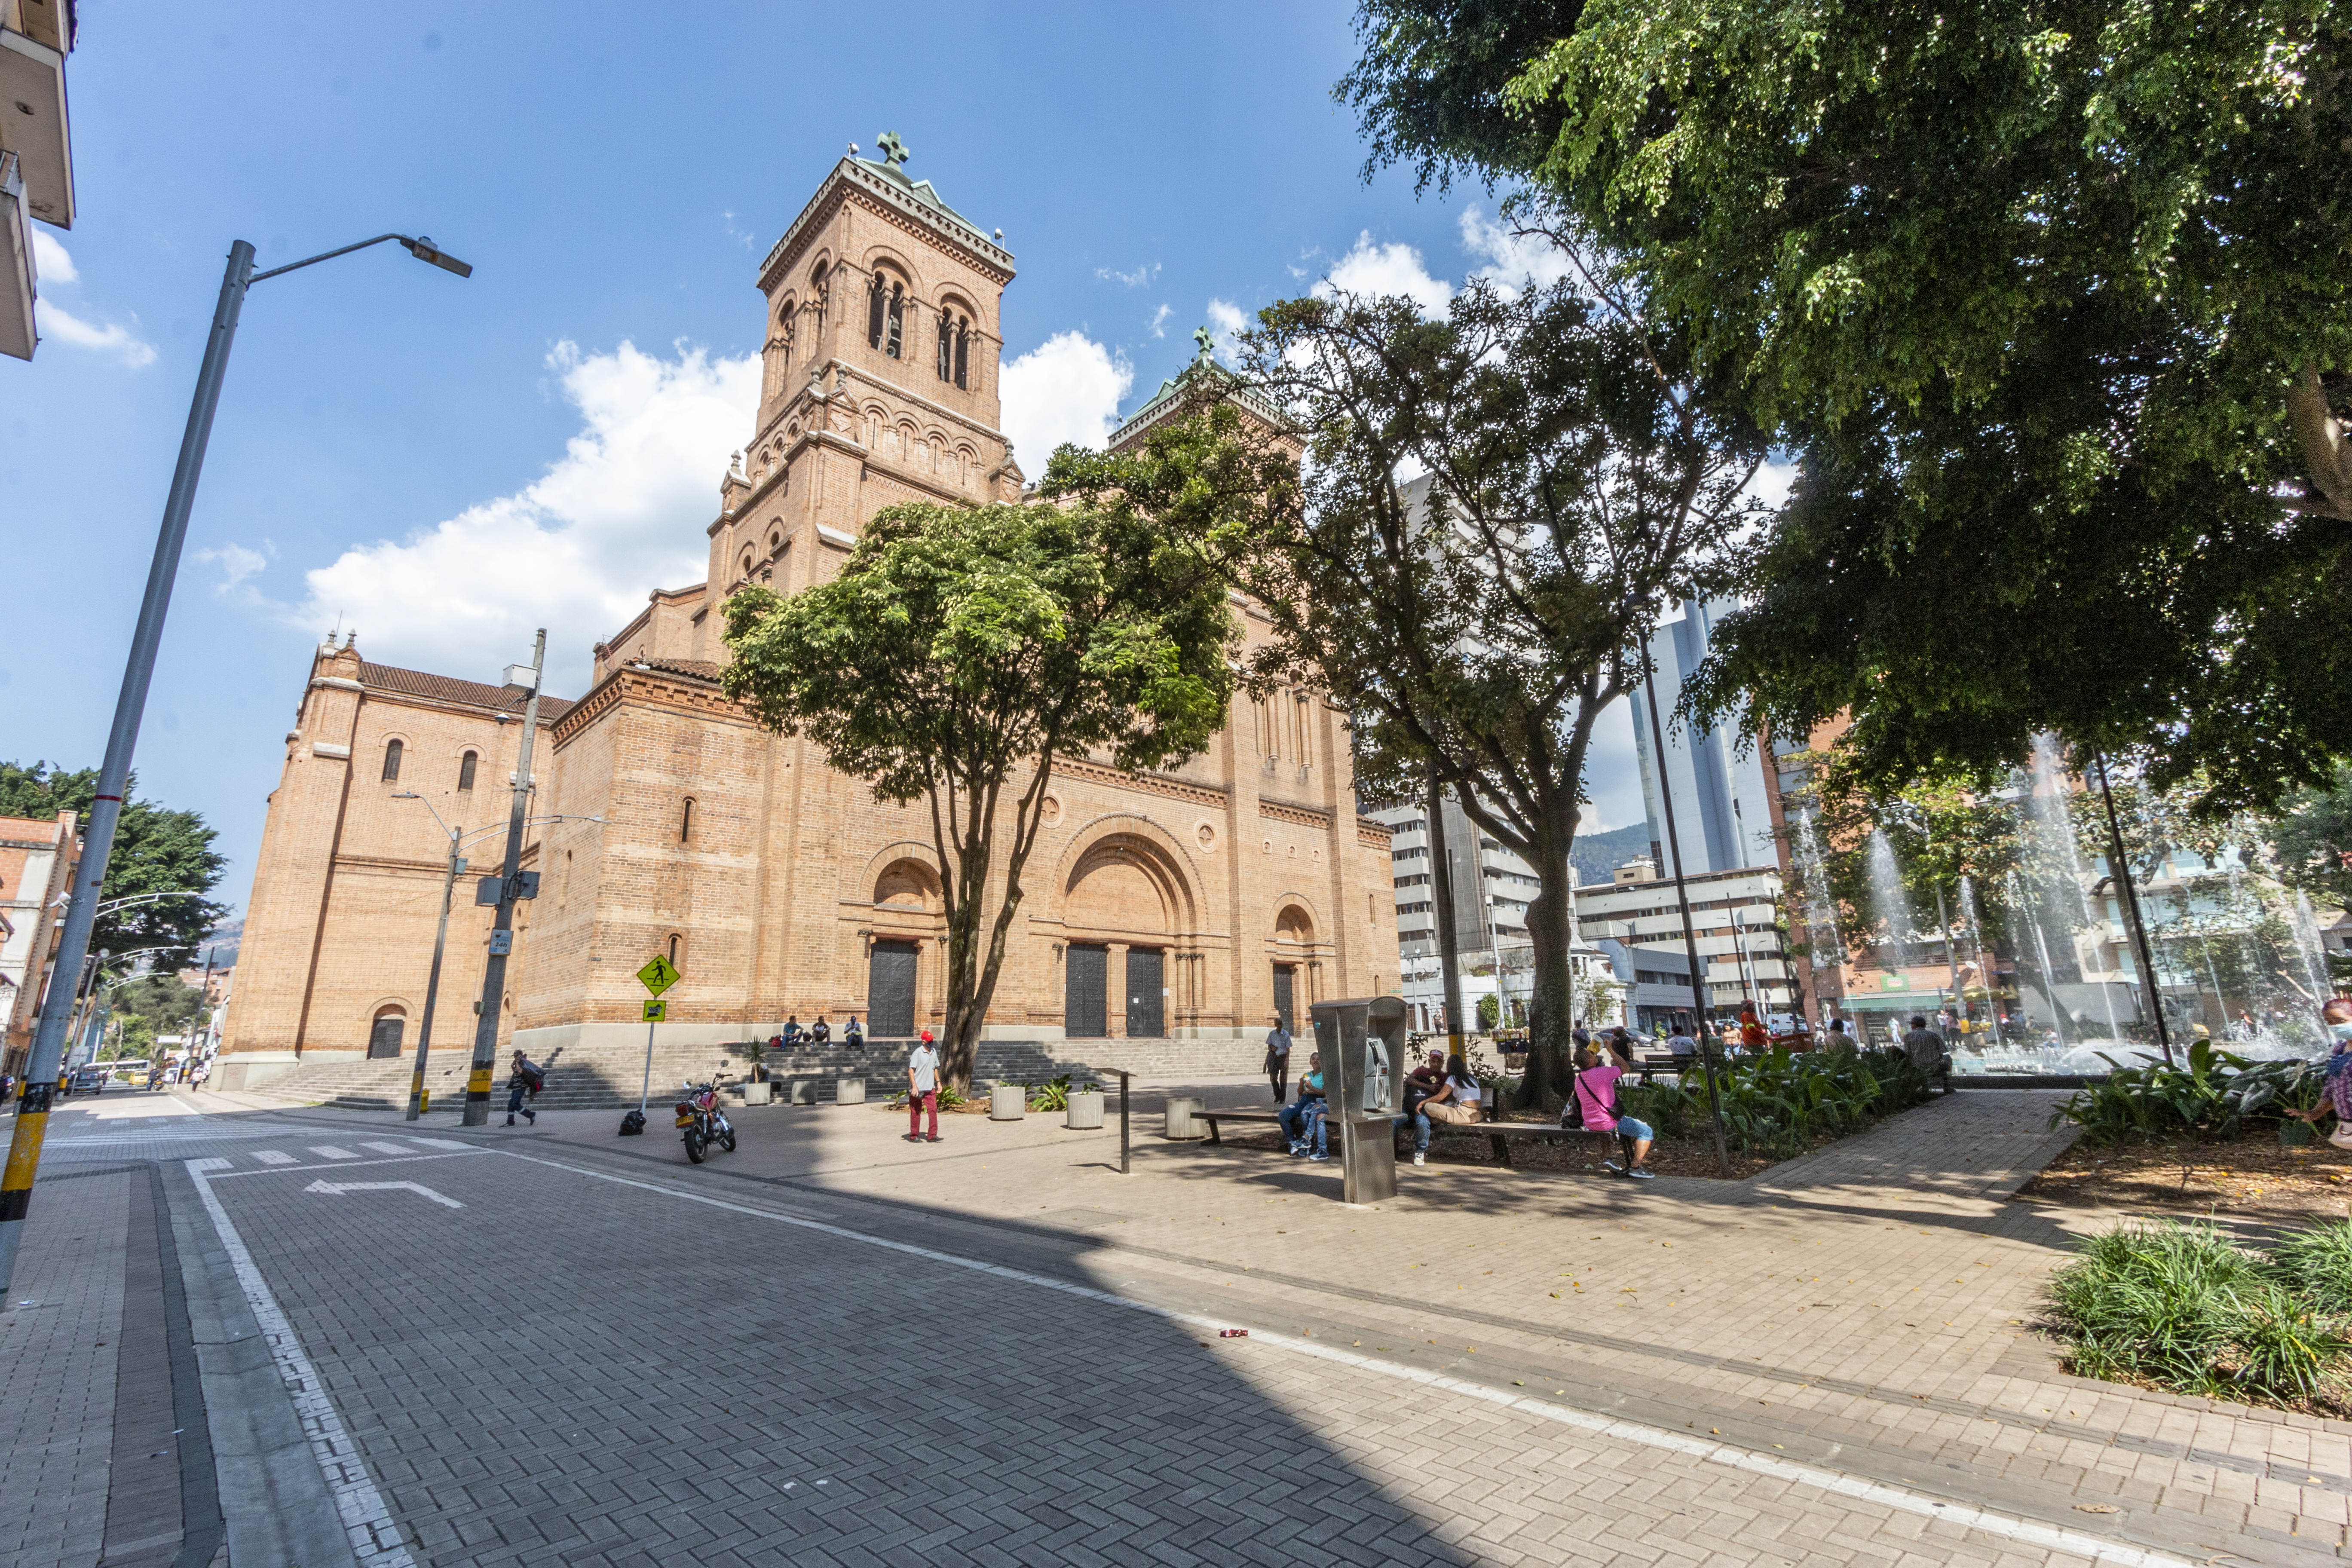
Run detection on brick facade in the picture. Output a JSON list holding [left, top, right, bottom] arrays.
[[0, 809, 78, 1077], [218, 149, 1398, 1083]]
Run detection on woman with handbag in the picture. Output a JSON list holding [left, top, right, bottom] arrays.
[[1573, 1044, 1657, 1179]]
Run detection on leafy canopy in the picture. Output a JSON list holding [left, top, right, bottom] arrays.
[[1342, 0, 2352, 812], [0, 761, 229, 968], [720, 500, 1233, 1081]]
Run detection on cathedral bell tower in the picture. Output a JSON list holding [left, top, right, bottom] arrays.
[[708, 134, 1024, 610]]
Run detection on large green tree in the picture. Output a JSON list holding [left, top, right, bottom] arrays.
[[1342, 0, 2352, 813], [1048, 270, 1763, 1105], [2268, 763, 2352, 917], [0, 762, 229, 969], [720, 501, 1233, 1087]]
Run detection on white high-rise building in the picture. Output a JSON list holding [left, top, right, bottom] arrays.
[[1629, 599, 1775, 877]]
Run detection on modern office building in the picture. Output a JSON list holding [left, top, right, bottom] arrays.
[[1574, 858, 1796, 1023], [1629, 599, 1774, 878], [1, 0, 76, 361]]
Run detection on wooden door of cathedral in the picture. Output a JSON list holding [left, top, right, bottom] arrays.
[[1066, 944, 1107, 1038], [869, 940, 918, 1039], [1125, 948, 1164, 1039], [1272, 965, 1295, 1035], [367, 1014, 404, 1059]]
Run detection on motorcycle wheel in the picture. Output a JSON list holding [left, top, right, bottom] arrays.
[[684, 1129, 707, 1164], [720, 1128, 738, 1153]]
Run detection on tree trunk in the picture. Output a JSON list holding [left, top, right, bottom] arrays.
[[937, 828, 993, 1091], [1517, 870, 1577, 1109]]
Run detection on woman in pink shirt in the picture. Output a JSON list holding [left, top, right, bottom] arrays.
[[1573, 1044, 1656, 1180]]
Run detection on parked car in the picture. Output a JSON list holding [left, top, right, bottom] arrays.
[[67, 1065, 109, 1094]]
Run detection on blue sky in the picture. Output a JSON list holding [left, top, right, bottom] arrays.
[[6, 0, 1657, 914]]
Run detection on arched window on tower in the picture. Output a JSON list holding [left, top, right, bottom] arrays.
[[936, 308, 954, 381], [777, 311, 794, 376], [867, 274, 887, 349], [458, 750, 478, 791], [954, 319, 970, 389], [885, 283, 904, 358], [380, 738, 403, 782]]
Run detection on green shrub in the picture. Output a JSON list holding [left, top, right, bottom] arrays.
[[1026, 1074, 1073, 1113], [2046, 1219, 2352, 1406], [2271, 1220, 2352, 1314], [2049, 1041, 2324, 1145], [1623, 1044, 1932, 1161]]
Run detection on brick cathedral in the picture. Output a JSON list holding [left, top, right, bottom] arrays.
[[216, 144, 1399, 1088]]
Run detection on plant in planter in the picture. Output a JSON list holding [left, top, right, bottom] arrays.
[[1027, 1074, 1074, 1113]]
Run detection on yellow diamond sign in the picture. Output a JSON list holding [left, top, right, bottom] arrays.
[[637, 955, 680, 996]]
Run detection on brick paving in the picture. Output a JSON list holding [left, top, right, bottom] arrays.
[[12, 1081, 2346, 1565]]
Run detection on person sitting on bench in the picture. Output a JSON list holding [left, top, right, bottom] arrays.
[[1396, 1048, 1447, 1167], [1573, 1044, 1656, 1180], [1278, 1053, 1327, 1155], [1419, 1054, 1483, 1132]]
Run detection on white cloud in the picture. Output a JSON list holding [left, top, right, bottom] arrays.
[[1745, 458, 1798, 513], [194, 541, 273, 598], [290, 340, 759, 695], [998, 331, 1133, 471], [1319, 232, 1454, 315], [1205, 298, 1248, 362], [30, 229, 75, 284], [1148, 303, 1172, 339], [35, 300, 156, 366], [1459, 205, 1574, 297], [1096, 262, 1158, 287]]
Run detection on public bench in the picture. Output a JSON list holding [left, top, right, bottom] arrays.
[[1200, 1104, 1627, 1170]]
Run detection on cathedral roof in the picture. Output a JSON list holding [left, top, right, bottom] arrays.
[[758, 152, 1015, 292], [1106, 353, 1290, 453], [357, 659, 576, 721]]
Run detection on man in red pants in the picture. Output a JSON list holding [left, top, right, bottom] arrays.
[[905, 1029, 942, 1142]]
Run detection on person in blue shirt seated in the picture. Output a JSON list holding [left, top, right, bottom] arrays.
[[1277, 1053, 1329, 1159]]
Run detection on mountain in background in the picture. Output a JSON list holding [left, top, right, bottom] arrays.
[[1570, 822, 1654, 888]]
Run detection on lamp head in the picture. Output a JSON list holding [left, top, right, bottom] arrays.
[[393, 791, 420, 799], [400, 235, 474, 278]]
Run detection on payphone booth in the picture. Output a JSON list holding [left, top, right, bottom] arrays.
[[1309, 995, 1405, 1204]]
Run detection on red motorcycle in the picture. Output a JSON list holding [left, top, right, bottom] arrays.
[[674, 1078, 738, 1164]]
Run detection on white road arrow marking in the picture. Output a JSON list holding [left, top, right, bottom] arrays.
[[303, 1179, 464, 1209]]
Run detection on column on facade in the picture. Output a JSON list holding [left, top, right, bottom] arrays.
[[1106, 942, 1129, 1039]]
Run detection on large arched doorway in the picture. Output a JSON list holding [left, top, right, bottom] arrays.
[[1060, 831, 1191, 1038], [867, 857, 941, 1040], [1271, 902, 1317, 1034], [367, 1006, 406, 1059]]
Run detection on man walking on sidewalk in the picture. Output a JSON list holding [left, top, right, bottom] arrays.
[[906, 1030, 942, 1143], [1263, 1016, 1293, 1103], [505, 1049, 542, 1127]]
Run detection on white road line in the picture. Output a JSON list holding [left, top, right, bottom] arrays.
[[304, 1179, 463, 1210], [204, 1150, 486, 1181], [405, 1138, 471, 1150], [185, 1158, 416, 1567], [500, 1149, 2197, 1568], [308, 1146, 359, 1160], [358, 1142, 412, 1156], [252, 1151, 297, 1166]]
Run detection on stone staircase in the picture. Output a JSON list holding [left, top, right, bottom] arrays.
[[248, 1033, 1264, 1114]]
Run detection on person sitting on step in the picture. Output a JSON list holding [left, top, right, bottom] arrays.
[[808, 1015, 832, 1047]]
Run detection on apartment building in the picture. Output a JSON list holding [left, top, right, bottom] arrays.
[[1, 0, 75, 361], [1573, 858, 1797, 1023]]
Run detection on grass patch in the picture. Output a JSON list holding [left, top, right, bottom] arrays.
[[2045, 1218, 2352, 1409]]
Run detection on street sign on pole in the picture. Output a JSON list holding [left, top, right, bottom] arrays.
[[634, 954, 680, 1122], [642, 1000, 666, 1023], [637, 955, 679, 996]]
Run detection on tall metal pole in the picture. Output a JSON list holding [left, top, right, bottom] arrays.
[[462, 631, 545, 1125], [1643, 670, 1733, 1177], [407, 824, 463, 1121], [0, 243, 254, 1293], [1425, 772, 1467, 1059], [2093, 751, 2175, 1066]]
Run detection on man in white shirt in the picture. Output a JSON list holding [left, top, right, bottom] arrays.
[[906, 1029, 942, 1143]]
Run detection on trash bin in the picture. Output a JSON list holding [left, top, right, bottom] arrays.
[[989, 1084, 1026, 1120], [1163, 1095, 1205, 1139], [836, 1078, 866, 1105]]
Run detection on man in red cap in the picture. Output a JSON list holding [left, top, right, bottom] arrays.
[[906, 1029, 942, 1142]]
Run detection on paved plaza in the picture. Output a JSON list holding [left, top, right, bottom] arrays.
[[2, 1081, 2346, 1568]]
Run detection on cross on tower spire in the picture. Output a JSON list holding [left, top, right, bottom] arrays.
[[1193, 325, 1216, 361], [876, 131, 911, 169]]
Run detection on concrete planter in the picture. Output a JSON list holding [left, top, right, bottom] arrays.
[[1064, 1089, 1105, 1130], [741, 1081, 773, 1106], [837, 1078, 866, 1105], [1163, 1095, 1205, 1139], [787, 1080, 818, 1106], [989, 1084, 1026, 1121]]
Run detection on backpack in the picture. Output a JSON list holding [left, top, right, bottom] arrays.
[[523, 1063, 547, 1095], [619, 1108, 646, 1136]]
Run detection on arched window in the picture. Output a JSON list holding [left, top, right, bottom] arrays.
[[937, 309, 971, 388], [885, 283, 903, 358], [937, 308, 954, 381], [768, 529, 782, 555], [668, 932, 682, 965], [458, 750, 478, 791], [867, 274, 887, 349], [777, 309, 794, 375], [380, 738, 403, 781], [955, 320, 970, 389], [681, 796, 695, 843], [741, 550, 754, 581]]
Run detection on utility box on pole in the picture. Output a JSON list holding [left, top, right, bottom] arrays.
[[1311, 995, 1405, 1205]]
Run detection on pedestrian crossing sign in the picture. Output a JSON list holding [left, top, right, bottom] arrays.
[[643, 999, 667, 1023], [637, 955, 680, 995]]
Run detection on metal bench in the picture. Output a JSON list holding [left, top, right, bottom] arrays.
[[1197, 1108, 1289, 1144]]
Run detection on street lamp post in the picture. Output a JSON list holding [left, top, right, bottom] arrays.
[[0, 230, 472, 1294], [462, 631, 545, 1126]]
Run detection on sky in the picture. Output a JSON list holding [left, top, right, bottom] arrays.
[[5, 0, 1678, 918]]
